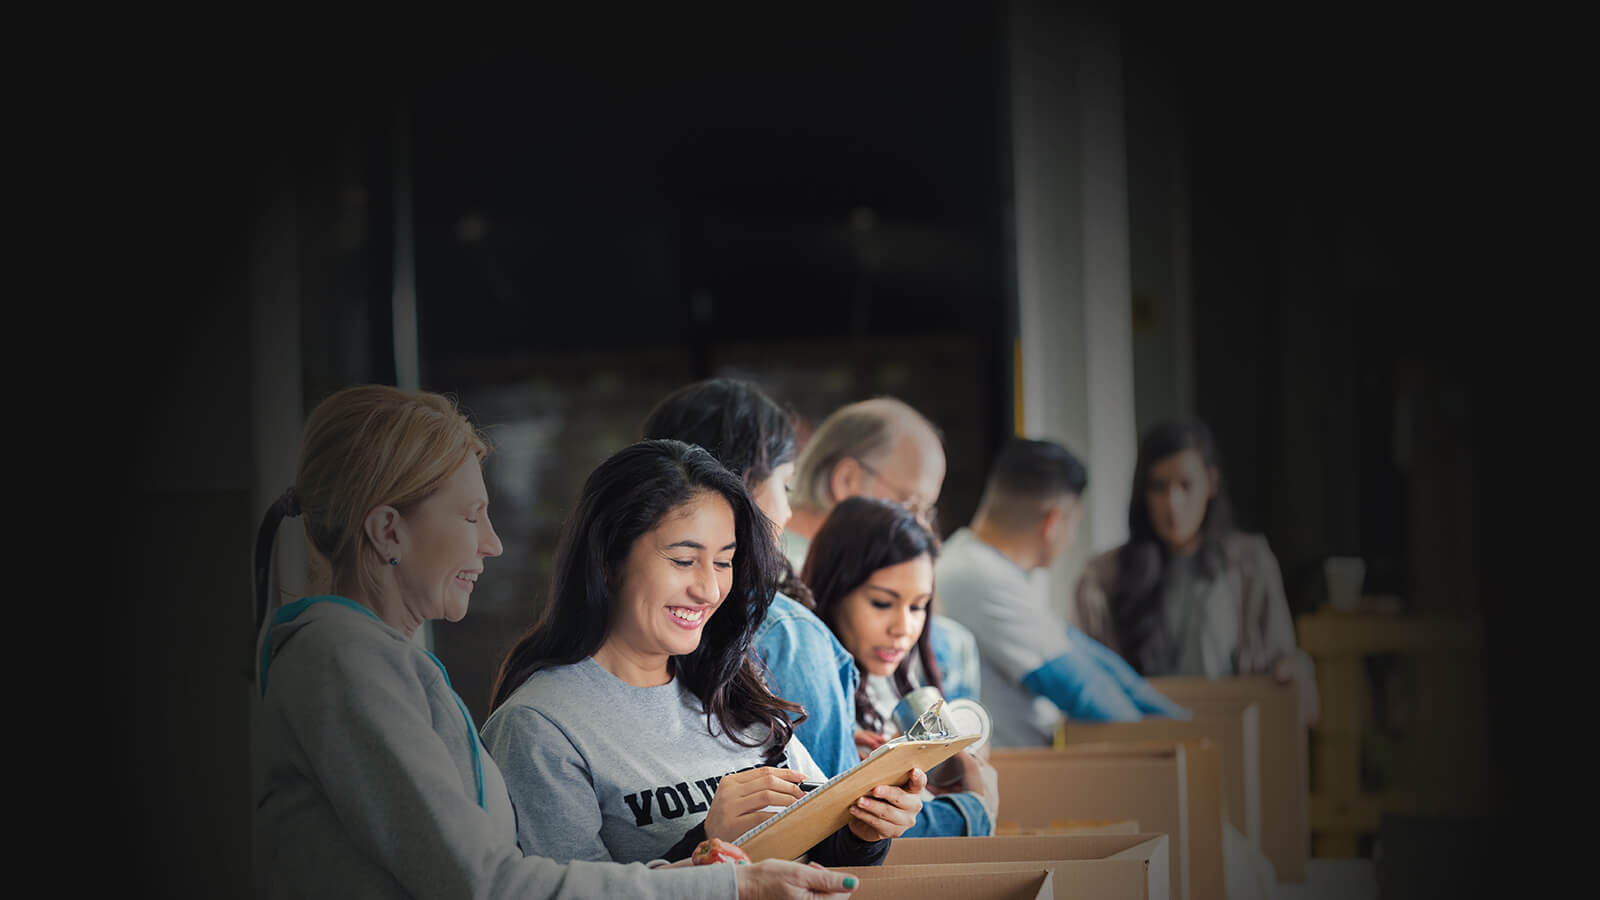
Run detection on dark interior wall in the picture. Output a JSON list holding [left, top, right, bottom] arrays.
[[408, 5, 1007, 355], [89, 29, 400, 897], [406, 7, 1012, 721], [1151, 9, 1504, 614], [97, 132, 261, 899], [1145, 8, 1556, 882]]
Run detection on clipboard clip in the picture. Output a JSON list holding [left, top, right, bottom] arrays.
[[903, 697, 955, 741]]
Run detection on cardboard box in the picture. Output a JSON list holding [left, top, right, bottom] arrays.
[[885, 833, 1170, 899], [989, 741, 1224, 900], [1057, 703, 1261, 848], [996, 819, 1142, 836], [826, 865, 1053, 900], [1148, 675, 1308, 882]]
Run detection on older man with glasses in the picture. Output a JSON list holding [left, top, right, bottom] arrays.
[[783, 397, 981, 703]]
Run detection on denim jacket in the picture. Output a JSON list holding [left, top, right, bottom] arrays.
[[751, 592, 860, 780], [756, 595, 995, 836], [904, 792, 993, 837]]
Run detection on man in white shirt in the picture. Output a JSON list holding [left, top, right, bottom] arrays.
[[935, 437, 1189, 746]]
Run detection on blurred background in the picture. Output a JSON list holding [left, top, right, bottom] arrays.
[[90, 1, 1547, 895]]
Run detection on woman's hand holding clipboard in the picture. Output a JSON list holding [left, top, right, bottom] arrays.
[[732, 732, 983, 862]]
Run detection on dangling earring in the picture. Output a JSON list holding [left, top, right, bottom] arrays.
[[389, 557, 399, 566]]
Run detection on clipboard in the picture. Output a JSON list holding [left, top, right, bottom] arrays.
[[732, 732, 982, 862]]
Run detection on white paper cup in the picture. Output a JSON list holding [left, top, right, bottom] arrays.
[[1324, 556, 1367, 611]]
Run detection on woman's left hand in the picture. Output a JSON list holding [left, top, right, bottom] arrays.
[[1273, 653, 1321, 727], [853, 728, 886, 760], [845, 766, 926, 841]]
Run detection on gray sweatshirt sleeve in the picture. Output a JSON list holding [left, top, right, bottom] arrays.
[[274, 634, 735, 900], [480, 702, 613, 864]]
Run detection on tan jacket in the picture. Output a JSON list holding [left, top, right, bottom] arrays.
[[1071, 532, 1308, 677]]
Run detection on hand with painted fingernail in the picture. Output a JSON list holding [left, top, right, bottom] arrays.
[[735, 859, 859, 897]]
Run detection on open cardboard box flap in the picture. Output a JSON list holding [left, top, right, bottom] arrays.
[[885, 833, 1170, 900], [993, 740, 1190, 760], [997, 818, 1141, 836], [1060, 704, 1262, 848], [988, 739, 1224, 900], [825, 865, 1053, 900], [886, 832, 1166, 864], [1148, 675, 1308, 882]]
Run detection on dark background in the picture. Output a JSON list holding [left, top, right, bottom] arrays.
[[75, 3, 1566, 896]]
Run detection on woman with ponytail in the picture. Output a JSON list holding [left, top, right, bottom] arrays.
[[252, 384, 861, 899]]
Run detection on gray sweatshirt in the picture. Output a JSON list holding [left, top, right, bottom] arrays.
[[253, 597, 735, 899], [482, 657, 864, 866]]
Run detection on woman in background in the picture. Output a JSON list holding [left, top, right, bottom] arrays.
[[1073, 418, 1319, 725], [805, 496, 997, 837]]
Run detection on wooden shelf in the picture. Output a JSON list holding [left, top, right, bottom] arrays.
[[1298, 609, 1489, 858], [1298, 609, 1483, 656]]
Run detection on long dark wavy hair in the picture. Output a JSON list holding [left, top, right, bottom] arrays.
[[489, 439, 801, 761], [802, 496, 943, 734], [1111, 419, 1236, 674], [640, 377, 814, 609]]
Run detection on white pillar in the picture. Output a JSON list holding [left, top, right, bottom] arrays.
[[1008, 1, 1138, 617], [1124, 28, 1196, 433]]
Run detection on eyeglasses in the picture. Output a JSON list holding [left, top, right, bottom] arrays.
[[853, 457, 938, 527]]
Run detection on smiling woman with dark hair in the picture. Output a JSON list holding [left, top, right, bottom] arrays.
[[481, 440, 922, 868], [640, 377, 860, 780]]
